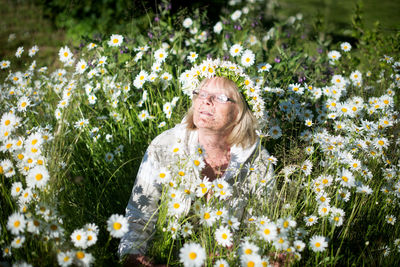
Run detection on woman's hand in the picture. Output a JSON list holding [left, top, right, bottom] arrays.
[[123, 254, 167, 267]]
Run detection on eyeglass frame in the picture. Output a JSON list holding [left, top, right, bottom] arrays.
[[192, 89, 236, 104]]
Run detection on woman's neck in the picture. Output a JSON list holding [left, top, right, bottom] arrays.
[[198, 128, 230, 154]]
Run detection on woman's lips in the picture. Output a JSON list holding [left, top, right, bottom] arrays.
[[200, 111, 213, 116]]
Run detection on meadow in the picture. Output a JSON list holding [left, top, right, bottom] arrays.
[[1, 0, 399, 266]]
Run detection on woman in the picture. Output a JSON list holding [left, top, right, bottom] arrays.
[[119, 63, 274, 266]]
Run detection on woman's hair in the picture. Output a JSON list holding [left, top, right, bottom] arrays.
[[185, 76, 258, 148]]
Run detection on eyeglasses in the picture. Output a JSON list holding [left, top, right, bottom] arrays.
[[193, 90, 235, 104]]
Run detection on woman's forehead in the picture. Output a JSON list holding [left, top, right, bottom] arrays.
[[202, 78, 234, 93]]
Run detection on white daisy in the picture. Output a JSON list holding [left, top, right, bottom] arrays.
[[179, 242, 206, 267], [107, 214, 128, 238], [108, 34, 124, 47]]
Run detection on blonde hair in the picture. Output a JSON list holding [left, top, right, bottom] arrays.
[[185, 76, 258, 148]]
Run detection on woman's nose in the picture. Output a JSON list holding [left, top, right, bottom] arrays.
[[202, 95, 215, 105]]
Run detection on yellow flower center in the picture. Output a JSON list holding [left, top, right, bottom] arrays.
[[14, 221, 20, 227], [245, 248, 252, 255], [264, 228, 270, 235], [76, 251, 85, 259], [315, 242, 321, 247], [203, 213, 210, 219], [189, 252, 197, 260], [173, 203, 180, 209], [113, 222, 122, 230], [222, 233, 228, 239], [35, 174, 43, 181]]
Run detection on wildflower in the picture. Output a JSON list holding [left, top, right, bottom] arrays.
[[269, 125, 282, 139], [294, 240, 306, 252], [87, 42, 97, 50], [199, 207, 216, 227], [11, 182, 24, 198], [154, 48, 168, 63], [181, 222, 193, 238], [105, 152, 114, 163], [300, 159, 313, 176], [183, 18, 193, 28], [26, 165, 50, 189], [11, 235, 25, 248], [240, 240, 259, 256], [240, 254, 262, 267], [74, 250, 94, 266], [158, 121, 166, 128], [1, 60, 10, 69], [71, 228, 88, 248], [215, 225, 233, 247], [213, 21, 223, 34], [15, 46, 24, 57], [107, 214, 128, 238], [224, 216, 240, 230], [258, 221, 277, 242], [59, 46, 73, 63], [179, 242, 206, 267], [258, 63, 272, 72], [138, 110, 150, 122], [214, 259, 229, 267], [241, 49, 255, 67], [74, 118, 89, 129], [2, 246, 11, 257], [7, 212, 26, 235], [28, 45, 39, 57], [340, 42, 351, 52], [168, 197, 186, 217], [337, 168, 355, 188], [229, 44, 243, 57], [231, 10, 242, 21], [309, 235, 328, 252], [386, 215, 396, 225], [108, 34, 123, 47], [187, 52, 198, 63], [328, 50, 341, 61], [57, 251, 74, 267], [318, 204, 331, 217], [75, 59, 87, 74], [17, 96, 30, 112]]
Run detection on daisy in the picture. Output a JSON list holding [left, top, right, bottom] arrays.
[[309, 235, 328, 252], [231, 10, 242, 21], [328, 50, 341, 61], [241, 49, 255, 67], [138, 110, 150, 122], [74, 118, 89, 129], [199, 207, 216, 227], [154, 48, 168, 63], [340, 42, 352, 52], [240, 254, 262, 267], [213, 21, 223, 34], [300, 159, 313, 176], [15, 46, 24, 58], [87, 42, 97, 50], [26, 165, 50, 189], [108, 34, 123, 47], [179, 242, 206, 267], [258, 63, 272, 72], [74, 250, 94, 267], [28, 45, 39, 57], [258, 221, 277, 242], [240, 240, 259, 256], [386, 215, 396, 225], [215, 225, 233, 247], [268, 125, 282, 139], [1, 60, 10, 69], [187, 52, 198, 63], [71, 228, 88, 248], [224, 216, 240, 230], [17, 96, 30, 112], [75, 59, 87, 74], [229, 44, 243, 57], [7, 212, 26, 235], [294, 240, 306, 252], [105, 152, 114, 163], [59, 46, 73, 63], [107, 214, 128, 238], [337, 168, 355, 188], [214, 259, 229, 267], [158, 121, 166, 128], [2, 246, 11, 257], [181, 222, 193, 238], [330, 207, 345, 226], [11, 182, 24, 198], [57, 251, 74, 267], [318, 204, 331, 217], [183, 17, 193, 28], [11, 235, 25, 248], [168, 197, 186, 217]]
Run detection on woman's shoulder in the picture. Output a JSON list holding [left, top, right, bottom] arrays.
[[149, 122, 188, 149]]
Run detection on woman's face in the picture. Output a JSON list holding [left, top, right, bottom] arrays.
[[193, 79, 238, 134]]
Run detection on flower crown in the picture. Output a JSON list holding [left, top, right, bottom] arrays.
[[179, 58, 265, 121]]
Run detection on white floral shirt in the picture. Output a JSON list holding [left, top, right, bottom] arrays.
[[118, 122, 274, 257]]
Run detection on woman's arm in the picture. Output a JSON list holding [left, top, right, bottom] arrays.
[[118, 148, 162, 258]]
